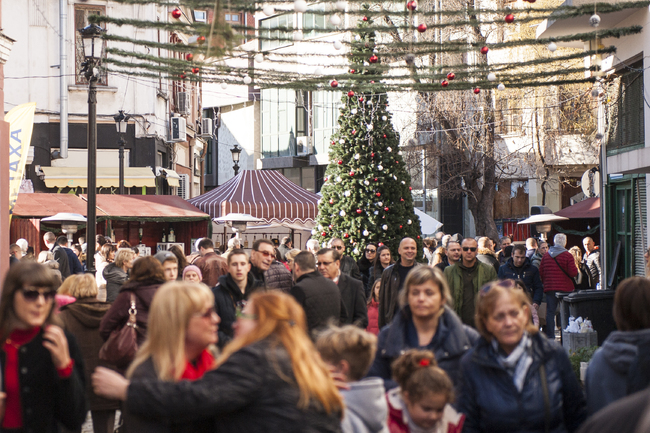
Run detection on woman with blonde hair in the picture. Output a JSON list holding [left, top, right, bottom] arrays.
[[92, 290, 343, 432], [569, 246, 592, 291]]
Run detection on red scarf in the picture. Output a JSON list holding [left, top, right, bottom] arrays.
[[180, 349, 214, 381], [3, 327, 41, 428]]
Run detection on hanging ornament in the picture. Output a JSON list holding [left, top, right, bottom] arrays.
[[400, 198, 404, 202], [186, 53, 194, 61], [359, 97, 364, 102], [340, 210, 346, 217], [405, 53, 415, 65], [351, 109, 357, 114], [473, 88, 481, 94], [254, 53, 264, 63], [329, 225, 333, 229], [399, 225, 403, 229], [347, 90, 355, 97], [382, 225, 388, 230], [378, 202, 383, 206], [334, 40, 343, 50], [311, 229, 317, 235], [336, 0, 347, 11], [243, 75, 252, 85], [344, 190, 351, 197], [547, 42, 557, 52], [367, 124, 374, 130], [330, 15, 341, 26], [369, 55, 379, 63], [220, 82, 228, 90], [589, 14, 600, 27], [331, 80, 339, 88], [374, 211, 379, 215], [407, 0, 418, 11], [417, 23, 427, 33], [364, 180, 369, 185], [441, 80, 449, 87], [402, 181, 406, 184], [382, 116, 387, 121], [497, 83, 506, 91], [355, 35, 361, 41], [352, 129, 356, 134], [350, 69, 356, 74], [387, 147, 392, 152], [376, 192, 381, 197], [447, 72, 455, 80], [480, 46, 489, 55], [294, 0, 308, 12], [180, 73, 187, 79], [409, 186, 413, 190], [371, 152, 375, 157], [383, 134, 387, 138], [354, 153, 360, 160], [374, 178, 378, 182], [197, 36, 206, 44], [336, 176, 342, 182], [362, 16, 368, 21], [337, 160, 343, 165], [339, 139, 345, 144], [505, 13, 515, 23], [407, 219, 412, 225], [487, 72, 496, 82], [192, 67, 200, 74], [263, 5, 275, 16], [356, 209, 362, 214], [377, 165, 384, 171], [363, 230, 369, 236], [329, 199, 334, 204], [349, 171, 355, 176], [171, 8, 182, 18], [322, 232, 327, 237], [384, 207, 389, 212]]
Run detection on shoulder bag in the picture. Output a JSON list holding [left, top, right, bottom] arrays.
[[99, 293, 139, 369]]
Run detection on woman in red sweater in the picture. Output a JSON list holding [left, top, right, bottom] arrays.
[[366, 279, 381, 335], [0, 262, 87, 432]]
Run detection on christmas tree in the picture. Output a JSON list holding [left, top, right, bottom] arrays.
[[314, 7, 422, 261]]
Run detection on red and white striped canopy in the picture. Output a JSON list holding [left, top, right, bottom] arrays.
[[189, 170, 320, 225]]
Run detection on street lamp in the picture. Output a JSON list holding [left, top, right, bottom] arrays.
[[230, 144, 242, 176], [113, 110, 131, 195], [79, 23, 105, 276]]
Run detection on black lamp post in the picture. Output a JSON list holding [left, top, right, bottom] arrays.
[[230, 144, 242, 176], [79, 23, 105, 275], [113, 110, 130, 194]]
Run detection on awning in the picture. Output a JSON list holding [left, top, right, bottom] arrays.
[[414, 208, 443, 234], [155, 167, 181, 187], [41, 167, 156, 188], [555, 197, 600, 219]]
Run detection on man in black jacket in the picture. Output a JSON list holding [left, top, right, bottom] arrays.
[[316, 248, 368, 328], [329, 238, 363, 281], [378, 237, 420, 328], [290, 251, 344, 335], [44, 231, 70, 280]]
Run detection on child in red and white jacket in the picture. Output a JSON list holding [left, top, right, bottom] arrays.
[[386, 350, 464, 433]]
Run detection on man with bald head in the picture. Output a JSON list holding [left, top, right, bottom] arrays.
[[378, 237, 421, 327], [444, 237, 497, 326]]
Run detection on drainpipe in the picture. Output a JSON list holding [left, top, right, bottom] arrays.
[[59, 0, 68, 158], [598, 89, 607, 288]]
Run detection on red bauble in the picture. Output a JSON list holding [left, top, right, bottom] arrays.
[[362, 16, 368, 21], [383, 134, 387, 138], [322, 232, 327, 236], [400, 198, 405, 202], [376, 192, 381, 197], [480, 46, 489, 55], [369, 55, 379, 63], [417, 23, 427, 33], [356, 209, 362, 214], [171, 8, 182, 18], [352, 130, 356, 134], [359, 97, 364, 102], [192, 67, 200, 74], [349, 171, 355, 176], [324, 177, 329, 181], [344, 233, 350, 238], [329, 199, 334, 204], [407, 0, 418, 11], [329, 225, 333, 229], [337, 160, 343, 165], [350, 69, 355, 74], [384, 207, 389, 211], [417, 236, 421, 239], [197, 36, 206, 44], [371, 152, 375, 157], [370, 80, 375, 84], [409, 186, 413, 191], [331, 80, 339, 88], [395, 160, 399, 164], [378, 242, 384, 247], [180, 73, 187, 79], [399, 225, 403, 229], [186, 53, 194, 61], [347, 91, 355, 97], [474, 88, 481, 94], [373, 178, 378, 182], [447, 72, 455, 80], [505, 13, 515, 23], [441, 80, 449, 87]]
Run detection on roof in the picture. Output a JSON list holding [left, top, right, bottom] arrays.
[[12, 193, 209, 221], [189, 170, 320, 225], [555, 197, 601, 219], [40, 167, 156, 188]]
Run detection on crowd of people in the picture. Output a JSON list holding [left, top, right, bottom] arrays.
[[1, 228, 648, 433]]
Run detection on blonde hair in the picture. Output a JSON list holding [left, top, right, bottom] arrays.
[[58, 274, 98, 298], [218, 291, 343, 414], [316, 325, 377, 381], [399, 266, 452, 309], [37, 251, 54, 264], [285, 249, 301, 262], [568, 246, 582, 269], [114, 248, 135, 268], [475, 280, 538, 341], [127, 282, 215, 381]]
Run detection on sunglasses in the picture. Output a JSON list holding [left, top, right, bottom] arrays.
[[365, 249, 376, 253], [462, 247, 477, 252], [20, 287, 57, 302], [196, 307, 217, 319], [316, 261, 334, 267], [235, 306, 257, 320], [255, 250, 274, 258]]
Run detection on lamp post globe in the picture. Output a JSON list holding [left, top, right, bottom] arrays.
[[113, 110, 131, 195], [230, 144, 242, 176]]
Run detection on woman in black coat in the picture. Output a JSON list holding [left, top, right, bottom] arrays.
[[92, 291, 343, 432], [367, 245, 394, 296], [357, 243, 377, 296]]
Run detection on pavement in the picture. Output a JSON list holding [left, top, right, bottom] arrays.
[[81, 411, 121, 433]]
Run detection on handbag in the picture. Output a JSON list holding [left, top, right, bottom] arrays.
[[99, 293, 139, 369]]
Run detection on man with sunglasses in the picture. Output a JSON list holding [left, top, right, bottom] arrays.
[[195, 238, 228, 287], [250, 238, 276, 285], [329, 238, 363, 281], [444, 237, 497, 327]]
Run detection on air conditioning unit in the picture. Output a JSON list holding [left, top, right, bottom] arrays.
[[170, 117, 186, 142], [200, 118, 213, 138], [296, 136, 313, 156], [177, 174, 190, 199], [177, 91, 190, 116]]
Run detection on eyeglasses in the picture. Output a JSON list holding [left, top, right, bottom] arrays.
[[462, 247, 477, 252], [195, 307, 217, 319], [255, 250, 274, 258], [19, 287, 57, 302], [317, 261, 334, 267], [235, 306, 257, 320]]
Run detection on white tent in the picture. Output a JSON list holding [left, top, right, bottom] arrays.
[[415, 208, 443, 235]]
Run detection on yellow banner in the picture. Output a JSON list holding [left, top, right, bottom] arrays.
[[7, 102, 36, 218]]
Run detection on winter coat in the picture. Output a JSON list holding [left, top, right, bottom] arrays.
[[366, 300, 380, 335], [194, 251, 228, 288], [0, 329, 87, 433], [99, 278, 164, 346], [213, 272, 263, 348], [573, 262, 593, 291], [457, 332, 587, 433], [290, 271, 344, 335], [367, 264, 389, 297], [378, 262, 423, 328], [583, 249, 601, 288], [341, 378, 389, 433], [58, 297, 120, 411], [278, 244, 292, 261], [338, 273, 368, 328], [51, 244, 71, 280], [125, 338, 343, 433], [122, 357, 214, 433], [498, 257, 544, 305], [358, 256, 374, 295], [576, 387, 650, 433], [368, 306, 478, 391], [476, 248, 500, 274], [444, 262, 498, 319], [265, 260, 293, 292], [103, 263, 129, 303], [341, 255, 363, 281], [585, 328, 650, 415], [539, 247, 578, 293], [64, 247, 84, 275], [531, 251, 543, 269], [386, 388, 464, 433]]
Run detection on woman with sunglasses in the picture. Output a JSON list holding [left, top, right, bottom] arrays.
[[0, 262, 87, 432], [92, 291, 343, 432], [357, 243, 377, 297], [457, 280, 586, 433], [367, 245, 394, 296]]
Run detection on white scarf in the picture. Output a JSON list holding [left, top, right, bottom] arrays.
[[492, 332, 533, 392]]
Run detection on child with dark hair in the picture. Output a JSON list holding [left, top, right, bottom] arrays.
[[388, 350, 464, 433]]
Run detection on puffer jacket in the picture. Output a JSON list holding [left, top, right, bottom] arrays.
[[264, 260, 293, 292], [457, 332, 587, 433], [539, 247, 578, 293], [126, 338, 343, 433], [367, 306, 478, 390], [444, 262, 498, 319], [585, 328, 650, 415], [498, 257, 544, 305], [213, 272, 263, 348], [378, 262, 422, 328], [103, 263, 128, 303]]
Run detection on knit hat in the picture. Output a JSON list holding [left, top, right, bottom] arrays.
[[154, 251, 177, 264], [182, 265, 202, 281]]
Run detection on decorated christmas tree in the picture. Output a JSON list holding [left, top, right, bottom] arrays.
[[314, 7, 422, 260]]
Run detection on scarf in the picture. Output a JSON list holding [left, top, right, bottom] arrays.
[[181, 349, 215, 381], [491, 332, 532, 392]]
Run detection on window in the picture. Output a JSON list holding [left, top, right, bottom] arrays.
[[259, 14, 293, 51], [313, 90, 341, 155], [194, 10, 207, 22], [296, 91, 308, 137], [302, 3, 336, 39], [75, 5, 107, 85], [608, 64, 644, 153], [261, 88, 297, 157]]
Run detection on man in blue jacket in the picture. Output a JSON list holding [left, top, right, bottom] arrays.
[[498, 244, 544, 310]]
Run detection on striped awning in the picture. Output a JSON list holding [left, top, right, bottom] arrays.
[[189, 170, 320, 225], [41, 167, 156, 188]]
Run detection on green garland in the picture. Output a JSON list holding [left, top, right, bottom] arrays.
[[552, 223, 600, 236]]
